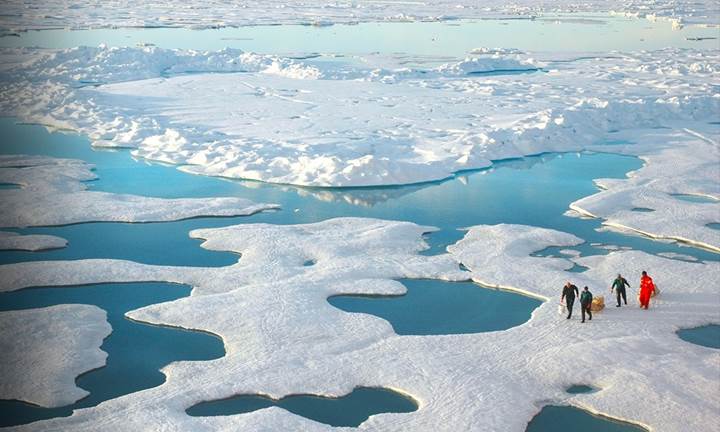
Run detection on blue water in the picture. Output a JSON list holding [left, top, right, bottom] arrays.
[[671, 194, 718, 204], [0, 118, 717, 428], [0, 282, 225, 427], [2, 119, 716, 266], [1, 15, 717, 54], [677, 324, 720, 349], [328, 279, 541, 335], [566, 385, 596, 394], [526, 406, 648, 432], [185, 387, 417, 427]]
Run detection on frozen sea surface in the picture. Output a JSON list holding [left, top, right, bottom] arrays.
[[2, 16, 718, 53], [0, 282, 224, 427], [0, 7, 718, 432], [0, 0, 717, 31], [1, 17, 716, 252], [2, 120, 716, 266]]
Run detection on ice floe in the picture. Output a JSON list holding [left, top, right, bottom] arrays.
[[0, 231, 67, 251], [0, 154, 278, 227], [574, 128, 720, 252], [0, 304, 111, 408], [0, 0, 716, 31], [1, 45, 717, 250], [0, 220, 717, 431]]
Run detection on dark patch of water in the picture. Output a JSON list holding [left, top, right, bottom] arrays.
[[526, 405, 648, 432], [566, 384, 596, 394], [671, 193, 717, 204], [186, 387, 417, 427], [328, 279, 540, 335], [677, 324, 720, 349]]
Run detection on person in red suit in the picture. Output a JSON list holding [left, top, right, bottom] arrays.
[[639, 270, 655, 309]]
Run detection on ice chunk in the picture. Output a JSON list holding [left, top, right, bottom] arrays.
[[0, 304, 111, 408], [0, 155, 278, 227], [573, 128, 720, 251], [0, 231, 67, 251]]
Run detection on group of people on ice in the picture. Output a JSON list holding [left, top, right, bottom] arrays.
[[560, 271, 656, 323]]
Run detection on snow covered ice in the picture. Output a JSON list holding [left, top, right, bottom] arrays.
[[0, 154, 278, 226], [1, 43, 717, 248], [0, 2, 718, 431], [0, 231, 67, 252], [0, 221, 718, 431], [0, 0, 717, 31], [0, 305, 111, 408]]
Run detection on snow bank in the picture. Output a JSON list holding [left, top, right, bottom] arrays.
[[0, 231, 67, 251], [0, 155, 278, 227], [1, 220, 717, 431], [2, 46, 322, 85], [0, 0, 716, 31], [0, 304, 111, 408], [435, 56, 539, 75]]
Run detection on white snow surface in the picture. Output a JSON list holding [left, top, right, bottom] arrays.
[[1, 45, 717, 248], [573, 127, 720, 252], [0, 154, 278, 227], [0, 304, 111, 408], [0, 0, 717, 31], [0, 231, 67, 251], [0, 220, 717, 431]]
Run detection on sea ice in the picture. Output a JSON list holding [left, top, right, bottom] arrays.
[[0, 231, 67, 251], [575, 128, 720, 252], [0, 304, 111, 408], [0, 154, 278, 227], [1, 44, 716, 248], [0, 0, 716, 31], [0, 220, 717, 431]]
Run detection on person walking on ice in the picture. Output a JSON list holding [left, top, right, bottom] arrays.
[[580, 286, 593, 323], [639, 271, 656, 309], [611, 273, 630, 307], [561, 282, 579, 320]]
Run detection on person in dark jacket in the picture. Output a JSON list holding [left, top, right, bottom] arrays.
[[610, 274, 630, 307], [561, 282, 579, 320], [580, 286, 593, 323]]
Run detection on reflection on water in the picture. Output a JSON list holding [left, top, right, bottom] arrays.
[[1, 119, 717, 266]]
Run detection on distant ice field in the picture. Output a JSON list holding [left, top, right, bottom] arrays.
[[1, 15, 718, 54]]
